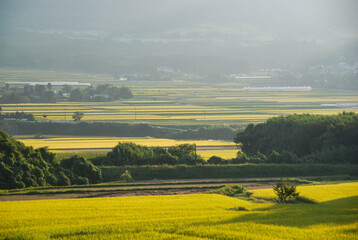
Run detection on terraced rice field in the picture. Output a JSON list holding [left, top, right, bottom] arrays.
[[2, 96, 357, 124], [1, 68, 357, 125], [0, 182, 357, 239]]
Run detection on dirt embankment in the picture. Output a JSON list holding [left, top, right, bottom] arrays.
[[0, 179, 276, 202]]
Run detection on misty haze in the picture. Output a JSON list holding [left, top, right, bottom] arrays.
[[0, 1, 357, 239]]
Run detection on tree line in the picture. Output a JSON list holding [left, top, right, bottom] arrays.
[[98, 142, 203, 166], [234, 112, 358, 164], [0, 111, 35, 121], [0, 84, 133, 103], [0, 121, 239, 140], [0, 130, 102, 189], [1, 110, 357, 190]]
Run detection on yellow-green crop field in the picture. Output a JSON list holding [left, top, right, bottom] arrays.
[[0, 182, 357, 239], [16, 136, 235, 150], [197, 150, 238, 160], [252, 181, 358, 203], [1, 98, 356, 124], [1, 67, 357, 125]]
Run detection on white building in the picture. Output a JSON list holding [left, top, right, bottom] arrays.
[[243, 86, 312, 91]]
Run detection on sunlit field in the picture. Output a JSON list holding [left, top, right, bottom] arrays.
[[3, 103, 356, 123], [15, 136, 235, 150], [197, 150, 238, 160], [0, 182, 357, 239], [252, 181, 358, 203]]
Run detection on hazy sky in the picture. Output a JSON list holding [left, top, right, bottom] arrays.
[[2, 0, 357, 40], [1, 0, 357, 71]]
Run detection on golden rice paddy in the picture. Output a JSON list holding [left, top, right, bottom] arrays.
[[1, 76, 357, 124], [0, 182, 357, 239], [16, 136, 235, 150]]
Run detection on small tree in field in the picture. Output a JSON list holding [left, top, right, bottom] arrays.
[[72, 111, 84, 122], [273, 178, 299, 203]]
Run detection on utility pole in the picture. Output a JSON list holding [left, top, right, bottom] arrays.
[[194, 144, 197, 162], [64, 105, 67, 122]]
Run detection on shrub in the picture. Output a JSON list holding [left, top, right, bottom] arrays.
[[178, 154, 197, 165], [207, 156, 225, 165], [231, 151, 249, 164], [151, 153, 178, 165], [120, 170, 133, 182], [249, 151, 267, 164], [232, 206, 249, 211], [213, 184, 247, 197], [106, 142, 155, 166], [168, 144, 195, 158], [60, 155, 102, 184], [273, 178, 299, 203]]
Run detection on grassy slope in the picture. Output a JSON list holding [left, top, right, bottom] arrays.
[[0, 182, 357, 239], [252, 181, 358, 202]]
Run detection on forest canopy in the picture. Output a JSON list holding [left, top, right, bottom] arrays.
[[0, 84, 133, 104], [0, 130, 102, 189], [234, 112, 358, 164]]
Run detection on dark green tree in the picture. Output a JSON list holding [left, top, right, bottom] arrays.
[[47, 83, 52, 90], [34, 84, 46, 96], [207, 156, 225, 164], [0, 129, 100, 189], [60, 155, 102, 184], [273, 178, 299, 203], [106, 142, 154, 166], [72, 111, 84, 122], [168, 144, 195, 158]]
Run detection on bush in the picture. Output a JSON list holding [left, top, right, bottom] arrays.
[[60, 156, 102, 184], [101, 164, 358, 182], [232, 206, 249, 211], [120, 170, 133, 182], [103, 142, 207, 166], [213, 184, 247, 197], [231, 151, 249, 164], [168, 144, 195, 158], [207, 156, 225, 165], [273, 178, 299, 203], [151, 153, 178, 165], [106, 142, 155, 166]]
